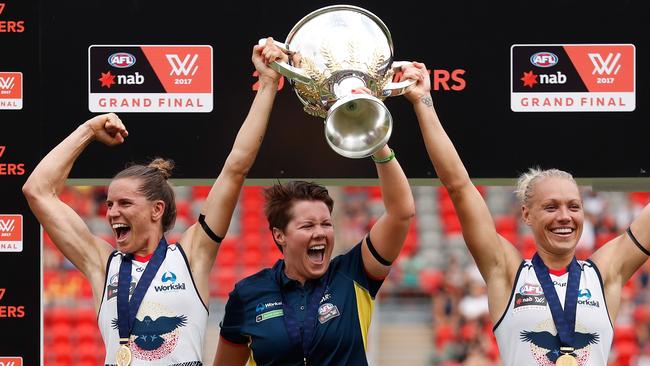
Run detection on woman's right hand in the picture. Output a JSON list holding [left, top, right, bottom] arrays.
[[85, 113, 128, 146], [402, 62, 431, 104], [252, 37, 289, 86]]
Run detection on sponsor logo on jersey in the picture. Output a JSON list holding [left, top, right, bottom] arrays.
[[519, 283, 543, 296], [256, 301, 282, 313], [578, 288, 600, 307], [514, 293, 547, 310], [318, 303, 341, 324], [106, 272, 138, 300], [154, 271, 186, 292], [256, 309, 283, 323], [553, 280, 567, 287]]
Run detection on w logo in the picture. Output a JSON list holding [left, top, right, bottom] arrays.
[[588, 52, 622, 75], [166, 54, 199, 76], [0, 357, 24, 366], [0, 215, 21, 251], [0, 77, 15, 90], [0, 219, 15, 233]]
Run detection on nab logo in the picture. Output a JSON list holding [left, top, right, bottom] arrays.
[[530, 52, 558, 68], [520, 70, 566, 88], [540, 71, 566, 84], [108, 52, 136, 68], [0, 214, 22, 252], [166, 54, 199, 76], [0, 356, 23, 366], [117, 72, 144, 85], [588, 52, 621, 75], [98, 71, 144, 88]]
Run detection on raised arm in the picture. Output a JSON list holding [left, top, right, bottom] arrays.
[[591, 200, 650, 321], [403, 63, 521, 315], [22, 114, 127, 306], [180, 39, 288, 299], [361, 143, 416, 279]]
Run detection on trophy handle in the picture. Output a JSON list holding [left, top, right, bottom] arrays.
[[382, 61, 417, 97], [257, 38, 312, 84]]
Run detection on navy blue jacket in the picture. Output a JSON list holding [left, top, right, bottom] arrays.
[[220, 243, 384, 365]]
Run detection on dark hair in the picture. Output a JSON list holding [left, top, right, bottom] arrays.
[[113, 158, 177, 232], [264, 181, 334, 251]]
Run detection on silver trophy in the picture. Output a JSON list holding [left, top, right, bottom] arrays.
[[260, 5, 414, 158]]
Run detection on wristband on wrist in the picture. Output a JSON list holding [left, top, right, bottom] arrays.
[[371, 148, 395, 164]]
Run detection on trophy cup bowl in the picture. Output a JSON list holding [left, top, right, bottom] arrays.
[[261, 5, 413, 158]]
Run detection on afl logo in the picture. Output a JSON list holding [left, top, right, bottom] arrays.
[[530, 52, 558, 68], [108, 52, 136, 68], [519, 283, 543, 296], [318, 303, 335, 315]]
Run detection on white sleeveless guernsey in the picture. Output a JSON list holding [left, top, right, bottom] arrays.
[[494, 259, 613, 366], [98, 243, 208, 366]]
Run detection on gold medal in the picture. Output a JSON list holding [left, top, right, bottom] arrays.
[[116, 344, 132, 366], [556, 353, 578, 366]]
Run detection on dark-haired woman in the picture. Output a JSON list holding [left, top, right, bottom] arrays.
[[23, 38, 287, 365], [213, 153, 415, 364]]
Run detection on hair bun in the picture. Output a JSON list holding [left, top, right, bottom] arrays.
[[148, 158, 175, 180]]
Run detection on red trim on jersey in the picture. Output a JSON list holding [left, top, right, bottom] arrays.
[[133, 252, 154, 262], [548, 267, 568, 276]]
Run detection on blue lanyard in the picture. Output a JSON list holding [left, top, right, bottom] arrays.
[[532, 253, 581, 347], [276, 265, 329, 364], [117, 237, 168, 344]]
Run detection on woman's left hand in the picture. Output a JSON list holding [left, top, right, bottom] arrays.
[[402, 62, 431, 104]]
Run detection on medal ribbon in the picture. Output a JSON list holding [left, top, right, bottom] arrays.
[[276, 265, 329, 364], [117, 237, 168, 345], [532, 253, 581, 347]]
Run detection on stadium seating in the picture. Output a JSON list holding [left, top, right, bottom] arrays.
[[42, 185, 649, 365]]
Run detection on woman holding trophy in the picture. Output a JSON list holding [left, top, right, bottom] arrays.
[[214, 172, 414, 365], [22, 39, 287, 365], [214, 6, 421, 365], [405, 57, 650, 365]]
